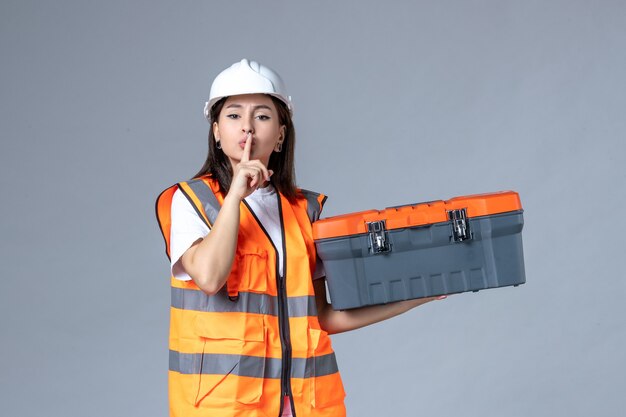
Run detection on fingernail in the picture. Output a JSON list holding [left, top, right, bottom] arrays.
[[437, 295, 447, 300]]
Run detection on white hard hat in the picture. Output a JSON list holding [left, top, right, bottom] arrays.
[[204, 59, 292, 120]]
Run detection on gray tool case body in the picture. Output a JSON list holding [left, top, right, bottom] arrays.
[[312, 191, 526, 310]]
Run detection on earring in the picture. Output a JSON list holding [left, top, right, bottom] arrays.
[[275, 142, 283, 152], [216, 139, 222, 150]]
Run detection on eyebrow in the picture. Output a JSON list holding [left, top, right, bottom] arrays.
[[225, 104, 273, 111]]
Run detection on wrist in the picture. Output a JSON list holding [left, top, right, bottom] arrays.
[[223, 193, 243, 206], [402, 297, 431, 309]]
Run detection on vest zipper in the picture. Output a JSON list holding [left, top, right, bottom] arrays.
[[277, 273, 293, 416], [275, 196, 295, 417], [241, 199, 295, 417]]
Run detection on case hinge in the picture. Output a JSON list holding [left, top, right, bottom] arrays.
[[448, 208, 471, 242], [367, 220, 391, 254]]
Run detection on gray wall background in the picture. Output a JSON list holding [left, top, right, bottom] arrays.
[[1, 1, 624, 416]]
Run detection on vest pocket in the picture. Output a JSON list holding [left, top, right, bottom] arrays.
[[236, 248, 269, 293], [308, 327, 346, 408], [191, 314, 266, 408]]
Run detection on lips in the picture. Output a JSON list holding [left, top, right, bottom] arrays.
[[238, 136, 255, 148]]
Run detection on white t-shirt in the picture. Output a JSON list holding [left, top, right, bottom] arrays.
[[170, 184, 324, 281]]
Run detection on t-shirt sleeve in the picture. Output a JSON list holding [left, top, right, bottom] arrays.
[[170, 188, 210, 281]]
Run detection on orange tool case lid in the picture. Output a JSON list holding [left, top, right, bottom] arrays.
[[312, 190, 522, 240]]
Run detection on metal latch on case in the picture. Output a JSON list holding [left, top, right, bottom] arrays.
[[367, 220, 391, 254], [448, 208, 472, 242]]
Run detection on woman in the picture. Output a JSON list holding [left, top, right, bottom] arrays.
[[156, 59, 443, 417]]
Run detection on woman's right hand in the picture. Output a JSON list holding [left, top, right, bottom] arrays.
[[229, 133, 273, 201]]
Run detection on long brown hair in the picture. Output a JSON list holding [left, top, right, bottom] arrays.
[[193, 95, 298, 200]]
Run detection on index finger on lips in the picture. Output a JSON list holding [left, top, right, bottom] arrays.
[[241, 132, 252, 162]]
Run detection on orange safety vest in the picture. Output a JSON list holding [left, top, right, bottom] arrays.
[[155, 175, 346, 417]]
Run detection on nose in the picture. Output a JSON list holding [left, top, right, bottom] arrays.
[[241, 114, 254, 135]]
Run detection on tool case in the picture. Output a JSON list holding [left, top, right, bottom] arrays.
[[312, 191, 526, 310]]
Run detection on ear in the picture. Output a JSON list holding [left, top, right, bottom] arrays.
[[212, 121, 220, 139], [278, 124, 286, 142], [275, 125, 286, 151]]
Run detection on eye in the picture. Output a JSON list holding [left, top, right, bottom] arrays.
[[226, 114, 240, 119], [256, 115, 271, 121]]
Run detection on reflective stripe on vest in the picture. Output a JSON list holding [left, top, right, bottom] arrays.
[[169, 350, 340, 379], [299, 188, 327, 223], [171, 286, 317, 317], [155, 176, 346, 417]]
